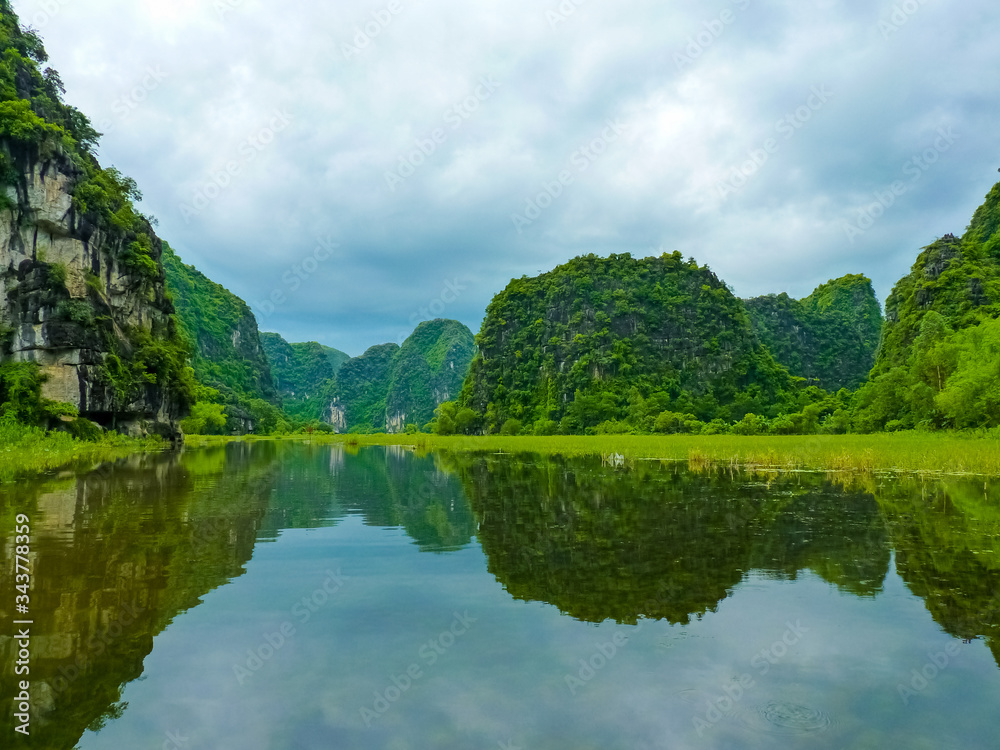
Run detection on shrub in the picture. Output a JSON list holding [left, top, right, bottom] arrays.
[[500, 418, 522, 435], [65, 417, 102, 441], [732, 413, 769, 436], [533, 419, 558, 436]]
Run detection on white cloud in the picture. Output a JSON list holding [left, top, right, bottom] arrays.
[[10, 0, 1000, 354]]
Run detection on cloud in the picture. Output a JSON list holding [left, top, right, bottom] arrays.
[[11, 0, 1000, 355]]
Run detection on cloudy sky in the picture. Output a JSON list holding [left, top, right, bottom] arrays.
[[11, 0, 999, 355]]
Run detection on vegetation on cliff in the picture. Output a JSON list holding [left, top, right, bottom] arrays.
[[853, 182, 1000, 431], [384, 319, 476, 430], [454, 252, 827, 435], [0, 3, 192, 437], [322, 319, 476, 433], [260, 332, 347, 422], [161, 244, 284, 434], [746, 274, 883, 391], [323, 342, 399, 432]]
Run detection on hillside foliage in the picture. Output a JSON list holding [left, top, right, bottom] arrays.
[[746, 274, 883, 391], [854, 182, 1000, 431], [260, 332, 348, 422], [161, 244, 284, 434], [456, 252, 818, 435]]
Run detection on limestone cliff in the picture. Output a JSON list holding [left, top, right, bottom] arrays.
[[0, 5, 191, 438], [0, 145, 188, 438]]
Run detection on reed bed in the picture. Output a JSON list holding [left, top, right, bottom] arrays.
[[186, 431, 1000, 477], [0, 420, 166, 483]]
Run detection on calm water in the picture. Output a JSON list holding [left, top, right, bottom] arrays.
[[2, 443, 1000, 749]]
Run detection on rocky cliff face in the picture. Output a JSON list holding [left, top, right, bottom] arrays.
[[0, 146, 187, 438]]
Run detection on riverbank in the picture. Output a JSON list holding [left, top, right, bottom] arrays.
[[184, 431, 1000, 476], [0, 420, 167, 483]]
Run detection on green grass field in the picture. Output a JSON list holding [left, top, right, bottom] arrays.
[[185, 431, 1000, 477], [0, 420, 167, 483]]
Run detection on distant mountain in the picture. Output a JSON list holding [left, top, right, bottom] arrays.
[[384, 319, 477, 431], [458, 252, 795, 433], [162, 244, 281, 431], [260, 332, 348, 421], [746, 274, 883, 391], [324, 319, 476, 433], [324, 342, 399, 431]]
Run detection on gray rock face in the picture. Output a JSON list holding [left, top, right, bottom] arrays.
[[0, 148, 185, 440]]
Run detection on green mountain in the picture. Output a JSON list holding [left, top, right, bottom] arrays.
[[161, 244, 282, 432], [259, 332, 348, 421], [0, 6, 191, 438], [324, 319, 476, 432], [325, 342, 399, 431], [745, 274, 884, 391], [384, 319, 477, 431], [458, 252, 797, 434], [853, 181, 1000, 430]]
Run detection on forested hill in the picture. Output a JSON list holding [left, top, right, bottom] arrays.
[[457, 252, 798, 435], [745, 275, 883, 391], [324, 319, 475, 433], [162, 244, 283, 432], [260, 332, 348, 421], [852, 180, 1000, 431]]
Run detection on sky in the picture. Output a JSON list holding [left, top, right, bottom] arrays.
[[10, 0, 999, 356]]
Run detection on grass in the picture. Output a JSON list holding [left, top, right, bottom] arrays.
[[0, 418, 167, 483], [185, 431, 1000, 477]]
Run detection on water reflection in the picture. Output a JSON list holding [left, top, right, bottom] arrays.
[[0, 442, 279, 749], [1, 445, 999, 748], [874, 476, 1000, 667], [446, 454, 891, 625]]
